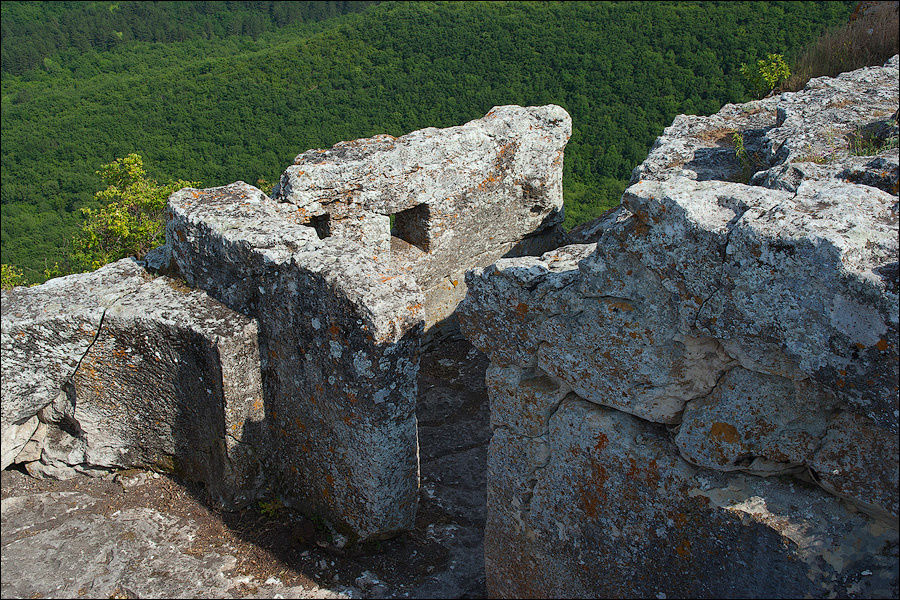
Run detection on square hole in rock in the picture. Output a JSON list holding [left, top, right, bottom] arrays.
[[309, 214, 331, 240], [391, 204, 432, 252]]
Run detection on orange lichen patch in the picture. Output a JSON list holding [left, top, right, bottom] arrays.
[[581, 460, 609, 519], [607, 300, 635, 313], [855, 342, 867, 350], [328, 323, 341, 338], [632, 220, 650, 236], [498, 142, 516, 157], [379, 275, 395, 283], [645, 459, 660, 488], [594, 432, 609, 452], [672, 512, 689, 529], [407, 302, 422, 312], [876, 338, 889, 351], [345, 391, 358, 404], [675, 539, 692, 558], [515, 303, 529, 319], [294, 417, 305, 431], [710, 422, 739, 444]]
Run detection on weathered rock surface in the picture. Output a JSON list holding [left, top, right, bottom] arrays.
[[461, 57, 899, 598], [0, 490, 353, 599], [162, 106, 569, 541], [633, 55, 899, 193], [3, 105, 567, 545], [486, 393, 897, 598], [168, 181, 422, 541], [1, 337, 492, 600], [274, 104, 571, 335], [1, 260, 151, 469], [1, 259, 267, 507]]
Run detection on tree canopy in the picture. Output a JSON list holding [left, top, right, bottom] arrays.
[[1, 1, 855, 282]]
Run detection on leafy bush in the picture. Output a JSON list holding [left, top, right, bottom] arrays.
[[1, 263, 27, 289], [68, 154, 197, 273], [740, 53, 791, 97]]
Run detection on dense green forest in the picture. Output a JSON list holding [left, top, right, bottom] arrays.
[[1, 1, 854, 282]]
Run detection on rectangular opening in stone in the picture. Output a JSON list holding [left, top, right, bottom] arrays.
[[309, 214, 331, 240], [391, 203, 431, 252]]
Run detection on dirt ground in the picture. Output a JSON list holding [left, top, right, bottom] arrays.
[[1, 338, 491, 599]]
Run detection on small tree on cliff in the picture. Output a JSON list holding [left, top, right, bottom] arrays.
[[1, 263, 27, 290], [67, 154, 197, 273], [740, 53, 791, 98]]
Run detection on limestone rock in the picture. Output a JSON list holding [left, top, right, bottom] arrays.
[[0, 491, 354, 599], [763, 55, 899, 170], [168, 181, 422, 540], [810, 411, 899, 521], [486, 396, 898, 598], [1, 416, 39, 470], [632, 55, 899, 192], [2, 262, 266, 506], [464, 58, 900, 598], [62, 275, 265, 506], [675, 367, 837, 475], [274, 104, 572, 333], [1, 260, 151, 469]]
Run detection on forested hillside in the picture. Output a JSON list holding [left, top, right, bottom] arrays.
[[1, 1, 854, 282]]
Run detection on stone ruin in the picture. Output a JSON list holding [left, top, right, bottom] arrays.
[[458, 56, 899, 597], [2, 56, 899, 597], [2, 105, 571, 541]]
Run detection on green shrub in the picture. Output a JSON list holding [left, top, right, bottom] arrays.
[[740, 53, 791, 97], [1, 264, 27, 290], [69, 154, 198, 273]]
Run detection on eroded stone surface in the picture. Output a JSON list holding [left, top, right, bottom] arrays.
[[463, 57, 900, 598], [0, 491, 354, 599], [1, 260, 151, 470], [164, 106, 570, 540], [2, 263, 267, 508], [274, 104, 572, 333], [485, 396, 898, 598], [168, 181, 422, 540]]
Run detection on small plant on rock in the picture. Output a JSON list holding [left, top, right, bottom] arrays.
[[70, 153, 198, 273], [258, 497, 284, 518], [732, 132, 766, 182]]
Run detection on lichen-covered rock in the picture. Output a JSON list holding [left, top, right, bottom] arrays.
[[463, 58, 900, 598], [274, 104, 572, 333], [622, 177, 899, 413], [2, 262, 266, 506], [810, 411, 899, 522], [1, 260, 151, 470], [632, 55, 899, 193], [60, 276, 264, 506], [675, 367, 838, 475], [486, 394, 898, 598], [168, 182, 423, 540]]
